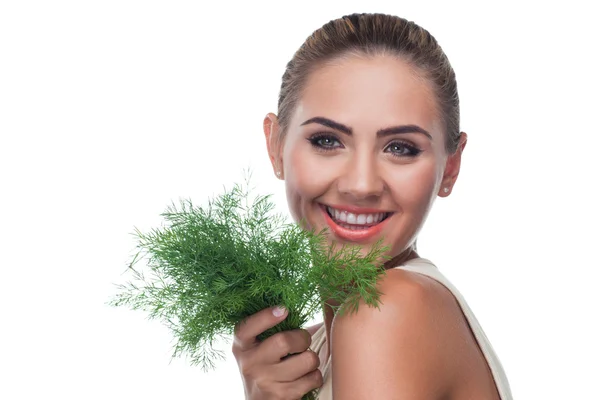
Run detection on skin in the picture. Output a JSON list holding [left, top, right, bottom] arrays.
[[262, 55, 500, 399]]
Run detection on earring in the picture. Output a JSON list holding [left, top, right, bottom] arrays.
[[276, 171, 281, 177], [443, 187, 449, 193]]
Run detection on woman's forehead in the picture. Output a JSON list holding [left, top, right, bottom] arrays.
[[294, 55, 441, 135]]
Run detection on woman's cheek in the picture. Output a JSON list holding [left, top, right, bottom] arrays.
[[287, 147, 338, 193], [283, 148, 322, 225], [390, 162, 436, 202]]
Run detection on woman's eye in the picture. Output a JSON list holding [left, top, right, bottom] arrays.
[[307, 134, 342, 150], [385, 141, 422, 157]]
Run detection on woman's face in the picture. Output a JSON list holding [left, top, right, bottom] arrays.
[[265, 55, 465, 258]]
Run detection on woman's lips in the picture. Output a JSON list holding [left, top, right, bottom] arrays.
[[320, 204, 390, 242]]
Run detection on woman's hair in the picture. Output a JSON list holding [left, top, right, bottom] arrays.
[[277, 13, 460, 154]]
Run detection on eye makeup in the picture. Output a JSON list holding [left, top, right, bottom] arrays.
[[307, 132, 422, 159]]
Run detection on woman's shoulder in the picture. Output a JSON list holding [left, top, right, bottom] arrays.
[[382, 263, 458, 311], [341, 265, 465, 344], [330, 265, 497, 398]]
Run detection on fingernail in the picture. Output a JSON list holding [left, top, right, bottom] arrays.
[[272, 306, 286, 317]]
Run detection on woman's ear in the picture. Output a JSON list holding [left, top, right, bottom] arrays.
[[263, 113, 284, 179], [439, 132, 468, 197]]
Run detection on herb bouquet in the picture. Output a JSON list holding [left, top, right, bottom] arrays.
[[108, 182, 388, 400]]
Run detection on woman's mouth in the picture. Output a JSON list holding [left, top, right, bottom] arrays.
[[320, 204, 392, 242]]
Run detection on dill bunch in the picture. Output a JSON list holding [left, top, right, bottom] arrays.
[[108, 182, 389, 391]]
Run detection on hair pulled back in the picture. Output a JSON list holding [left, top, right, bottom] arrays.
[[277, 13, 460, 153]]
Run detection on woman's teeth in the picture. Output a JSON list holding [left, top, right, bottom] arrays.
[[326, 206, 388, 226]]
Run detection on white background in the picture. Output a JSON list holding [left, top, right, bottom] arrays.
[[1, 1, 598, 399]]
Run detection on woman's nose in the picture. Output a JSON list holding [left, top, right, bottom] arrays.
[[337, 154, 385, 201]]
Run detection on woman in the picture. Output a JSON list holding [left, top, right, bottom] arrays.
[[232, 13, 512, 400]]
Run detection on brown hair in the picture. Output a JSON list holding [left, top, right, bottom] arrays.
[[277, 13, 461, 153]]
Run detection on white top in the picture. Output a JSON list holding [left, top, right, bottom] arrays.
[[309, 257, 513, 399]]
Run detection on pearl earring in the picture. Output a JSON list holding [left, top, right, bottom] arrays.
[[443, 187, 449, 193]]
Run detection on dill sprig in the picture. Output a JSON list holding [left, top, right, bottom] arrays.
[[108, 181, 389, 384]]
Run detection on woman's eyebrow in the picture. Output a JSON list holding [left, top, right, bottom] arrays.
[[300, 117, 352, 135], [378, 125, 432, 140], [300, 116, 432, 140]]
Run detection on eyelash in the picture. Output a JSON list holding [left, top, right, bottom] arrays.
[[306, 133, 423, 158], [307, 134, 343, 150], [385, 141, 423, 157]]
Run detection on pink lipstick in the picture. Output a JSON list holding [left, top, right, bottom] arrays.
[[320, 204, 391, 242]]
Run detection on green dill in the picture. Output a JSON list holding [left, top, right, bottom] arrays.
[[108, 181, 389, 398]]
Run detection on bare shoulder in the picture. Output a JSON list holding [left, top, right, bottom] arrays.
[[331, 267, 498, 399]]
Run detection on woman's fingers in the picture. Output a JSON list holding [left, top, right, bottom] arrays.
[[276, 369, 324, 400], [258, 329, 312, 363], [233, 306, 288, 352], [231, 307, 322, 399], [268, 349, 320, 382]]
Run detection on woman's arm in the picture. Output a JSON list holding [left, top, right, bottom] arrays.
[[331, 268, 491, 399]]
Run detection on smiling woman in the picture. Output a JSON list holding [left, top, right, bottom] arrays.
[[271, 56, 445, 257], [232, 12, 513, 400]]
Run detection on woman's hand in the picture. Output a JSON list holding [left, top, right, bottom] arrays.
[[232, 306, 323, 400]]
